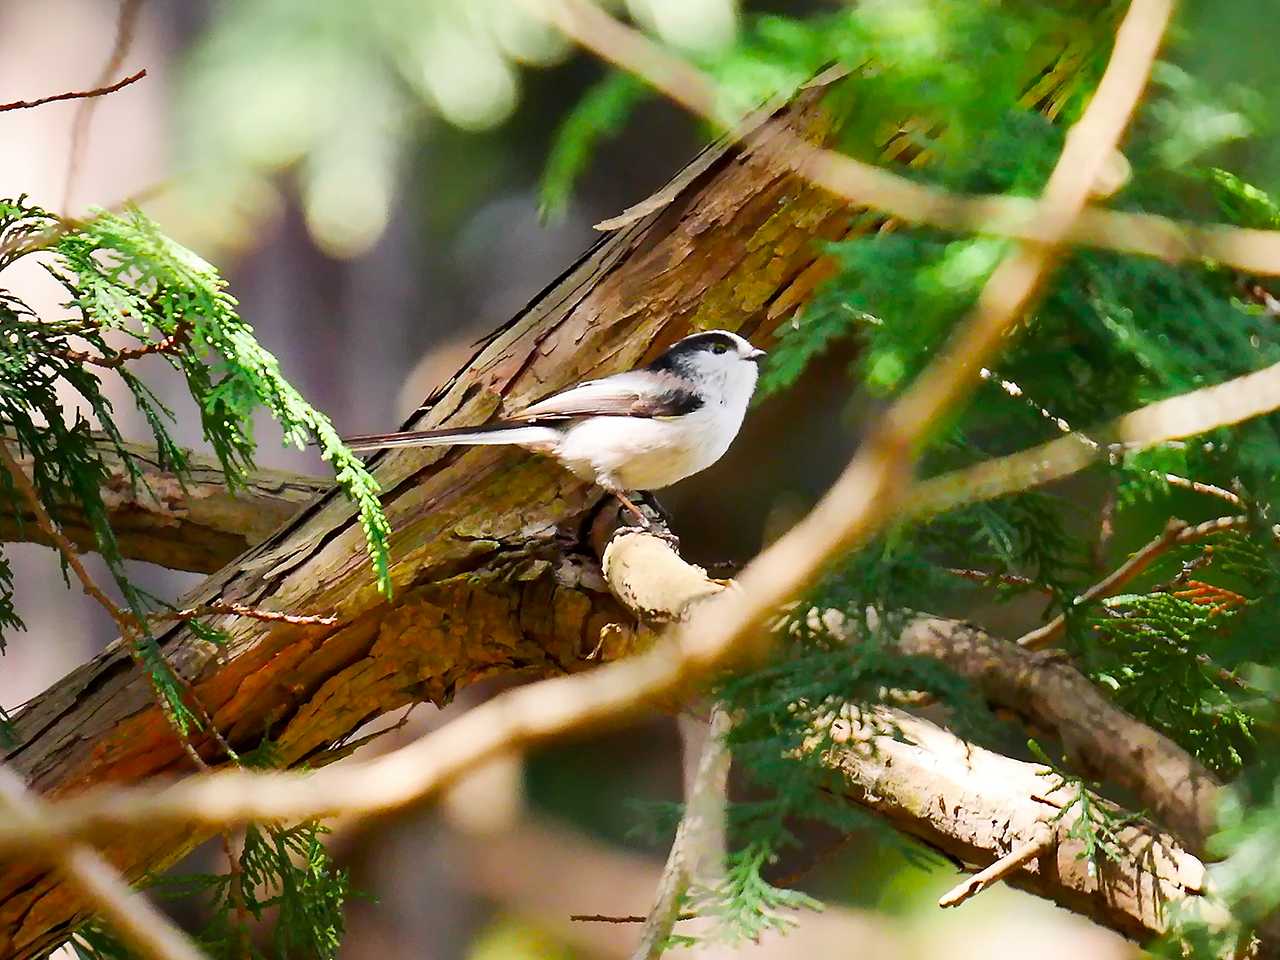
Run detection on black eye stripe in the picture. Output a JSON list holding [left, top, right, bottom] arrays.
[[648, 331, 747, 372]]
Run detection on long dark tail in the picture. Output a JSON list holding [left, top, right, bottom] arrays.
[[341, 421, 560, 453]]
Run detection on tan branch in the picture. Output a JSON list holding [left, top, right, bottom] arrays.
[[904, 359, 1280, 521], [149, 602, 337, 627], [1163, 474, 1243, 507], [891, 615, 1221, 856], [0, 440, 136, 635], [524, 0, 1280, 282], [1016, 515, 1247, 650], [937, 826, 1054, 908], [0, 767, 203, 960], [631, 706, 731, 960], [827, 708, 1216, 941]]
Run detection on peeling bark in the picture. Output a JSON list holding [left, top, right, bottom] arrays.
[[0, 87, 854, 958], [828, 708, 1217, 942]]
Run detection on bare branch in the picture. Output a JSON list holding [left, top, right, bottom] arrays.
[[631, 706, 732, 960], [0, 767, 203, 960], [149, 601, 336, 627], [0, 69, 147, 113], [891, 616, 1221, 856], [54, 322, 192, 370], [1163, 473, 1244, 507], [0, 432, 239, 772], [1017, 516, 1248, 651], [937, 827, 1054, 908], [0, 439, 137, 635], [827, 708, 1216, 941], [904, 359, 1280, 520], [572, 914, 680, 924]]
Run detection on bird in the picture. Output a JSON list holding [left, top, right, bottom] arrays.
[[342, 329, 766, 524]]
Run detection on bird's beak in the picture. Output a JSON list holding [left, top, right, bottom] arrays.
[[747, 348, 767, 363]]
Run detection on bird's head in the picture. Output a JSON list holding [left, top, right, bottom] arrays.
[[650, 329, 765, 376], [647, 330, 766, 410]]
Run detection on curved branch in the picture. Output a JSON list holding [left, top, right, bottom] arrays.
[[892, 615, 1221, 857]]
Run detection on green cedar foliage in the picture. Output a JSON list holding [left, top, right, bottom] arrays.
[[0, 198, 385, 954], [0, 197, 392, 643], [551, 3, 1280, 953]]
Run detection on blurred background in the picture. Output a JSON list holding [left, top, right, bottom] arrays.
[[0, 1, 1149, 957]]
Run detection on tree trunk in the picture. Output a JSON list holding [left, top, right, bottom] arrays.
[[0, 87, 854, 959]]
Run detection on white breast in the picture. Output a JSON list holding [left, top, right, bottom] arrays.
[[553, 360, 756, 491]]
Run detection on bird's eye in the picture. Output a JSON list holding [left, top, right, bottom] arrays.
[[710, 343, 728, 355]]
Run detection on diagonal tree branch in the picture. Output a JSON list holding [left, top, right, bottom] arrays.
[[826, 707, 1216, 942], [890, 614, 1221, 857]]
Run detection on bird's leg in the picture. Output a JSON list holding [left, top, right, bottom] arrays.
[[612, 491, 651, 528]]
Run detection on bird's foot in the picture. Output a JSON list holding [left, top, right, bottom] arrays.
[[612, 491, 652, 529], [603, 490, 680, 549]]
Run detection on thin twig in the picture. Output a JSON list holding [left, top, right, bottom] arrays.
[[572, 913, 694, 924], [0, 429, 240, 773], [938, 826, 1054, 908], [0, 440, 135, 633], [55, 322, 192, 370], [631, 706, 732, 960], [0, 767, 204, 960], [904, 358, 1280, 521], [0, 68, 147, 113], [945, 567, 1051, 594], [1162, 473, 1244, 507], [1017, 515, 1248, 650], [63, 0, 147, 211]]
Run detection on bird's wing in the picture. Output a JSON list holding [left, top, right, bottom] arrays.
[[514, 371, 703, 420]]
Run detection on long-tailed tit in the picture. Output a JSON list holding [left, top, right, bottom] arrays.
[[343, 330, 766, 523]]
